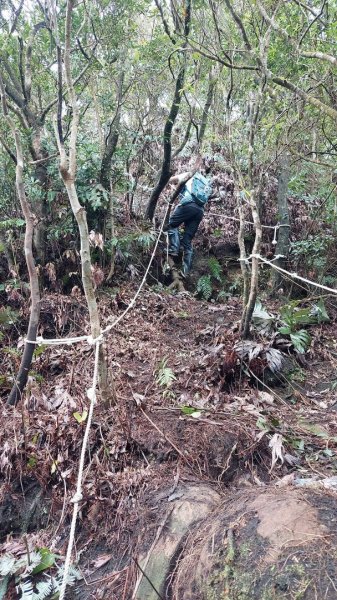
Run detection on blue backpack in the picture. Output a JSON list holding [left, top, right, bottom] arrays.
[[180, 172, 212, 207]]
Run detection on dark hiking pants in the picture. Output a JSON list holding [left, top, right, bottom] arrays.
[[167, 201, 204, 275]]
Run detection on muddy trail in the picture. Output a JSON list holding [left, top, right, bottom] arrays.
[[2, 286, 337, 599]]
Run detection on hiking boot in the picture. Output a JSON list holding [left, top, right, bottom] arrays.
[[182, 248, 193, 276]]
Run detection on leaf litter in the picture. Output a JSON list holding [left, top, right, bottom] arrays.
[[2, 286, 337, 596]]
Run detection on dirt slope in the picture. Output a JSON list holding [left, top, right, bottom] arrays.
[[2, 286, 337, 598]]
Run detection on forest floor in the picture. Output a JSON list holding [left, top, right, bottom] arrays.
[[2, 281, 337, 598]]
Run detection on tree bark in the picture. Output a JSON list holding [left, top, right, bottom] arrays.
[[198, 69, 218, 148], [242, 192, 262, 339], [31, 128, 49, 265], [0, 77, 41, 406], [237, 199, 250, 312], [0, 229, 18, 277], [54, 0, 109, 400], [145, 0, 191, 221], [172, 119, 192, 158], [144, 62, 188, 221], [242, 190, 262, 338], [271, 155, 290, 292], [106, 191, 116, 282], [99, 70, 124, 191]]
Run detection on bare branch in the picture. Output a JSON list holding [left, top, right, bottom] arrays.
[[271, 75, 337, 120], [223, 0, 252, 51], [300, 50, 337, 67], [0, 134, 17, 164], [10, 0, 24, 33], [299, 0, 327, 45], [186, 38, 258, 71], [154, 0, 176, 44]]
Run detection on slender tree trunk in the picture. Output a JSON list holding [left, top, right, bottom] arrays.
[[0, 229, 18, 276], [144, 62, 187, 220], [242, 191, 262, 338], [92, 81, 104, 158], [106, 191, 116, 282], [99, 70, 124, 191], [145, 0, 191, 221], [7, 167, 40, 406], [54, 0, 109, 400], [198, 69, 218, 148], [240, 77, 266, 337], [272, 155, 290, 292], [227, 107, 250, 321], [172, 119, 192, 158], [31, 128, 49, 265], [67, 181, 101, 334], [0, 76, 41, 406], [237, 199, 249, 312]]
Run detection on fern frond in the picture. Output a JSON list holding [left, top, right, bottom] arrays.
[[0, 574, 10, 600], [196, 275, 213, 300], [56, 565, 82, 586], [0, 555, 17, 577], [25, 552, 44, 574], [136, 230, 156, 250], [33, 578, 54, 599], [19, 577, 34, 599], [156, 358, 176, 388], [208, 257, 222, 282]]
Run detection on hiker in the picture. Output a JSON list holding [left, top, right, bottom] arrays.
[[167, 163, 213, 276]]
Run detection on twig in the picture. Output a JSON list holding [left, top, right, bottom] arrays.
[[52, 475, 67, 538], [131, 508, 173, 599], [140, 407, 190, 465], [132, 557, 165, 600], [23, 535, 30, 566]]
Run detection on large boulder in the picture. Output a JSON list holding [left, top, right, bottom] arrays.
[[135, 485, 337, 600]]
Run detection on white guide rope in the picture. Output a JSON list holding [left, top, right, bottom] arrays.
[[20, 196, 333, 597], [246, 253, 337, 296], [25, 202, 170, 348], [24, 202, 170, 599], [58, 340, 100, 600], [206, 209, 290, 231]]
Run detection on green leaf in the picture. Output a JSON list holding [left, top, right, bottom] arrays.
[[299, 421, 329, 439], [27, 455, 37, 469], [290, 330, 311, 353], [33, 344, 46, 358], [278, 326, 291, 334], [208, 257, 222, 282], [196, 275, 213, 300], [73, 410, 88, 424], [0, 218, 25, 230], [156, 358, 176, 388], [180, 406, 202, 418], [312, 298, 329, 323], [180, 405, 196, 415], [32, 548, 57, 575], [190, 411, 202, 419], [253, 300, 274, 321], [256, 416, 269, 431]]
